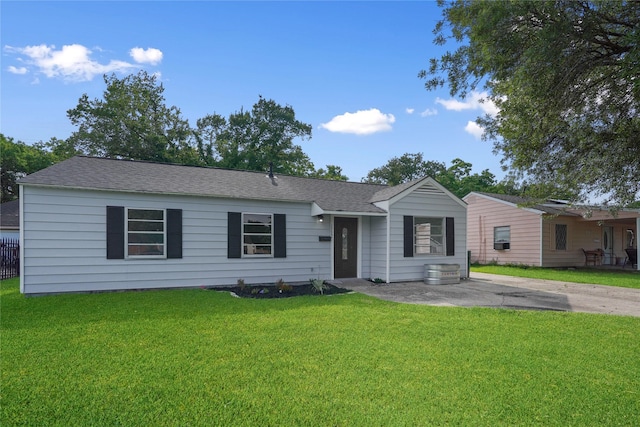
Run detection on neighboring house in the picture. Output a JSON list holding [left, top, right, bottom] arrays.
[[0, 200, 20, 240], [464, 192, 640, 270], [18, 156, 467, 294]]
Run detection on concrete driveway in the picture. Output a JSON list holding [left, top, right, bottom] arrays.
[[338, 272, 640, 317]]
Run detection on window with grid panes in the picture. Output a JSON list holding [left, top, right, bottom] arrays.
[[555, 224, 567, 250]]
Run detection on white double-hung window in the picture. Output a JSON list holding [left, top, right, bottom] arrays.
[[126, 208, 166, 257], [414, 217, 444, 255], [243, 213, 273, 256]]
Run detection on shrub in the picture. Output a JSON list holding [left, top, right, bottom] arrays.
[[276, 279, 293, 293], [309, 278, 328, 295]]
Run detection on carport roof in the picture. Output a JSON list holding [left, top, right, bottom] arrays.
[[470, 192, 582, 216]]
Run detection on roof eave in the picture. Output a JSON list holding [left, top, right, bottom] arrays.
[[467, 191, 547, 215], [19, 182, 312, 205], [311, 202, 388, 217]]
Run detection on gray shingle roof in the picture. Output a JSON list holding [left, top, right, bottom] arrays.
[[472, 192, 580, 216], [19, 156, 392, 213], [0, 200, 20, 229], [368, 179, 419, 203]]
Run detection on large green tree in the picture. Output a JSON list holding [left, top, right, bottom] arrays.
[[363, 153, 447, 186], [196, 96, 314, 176], [1, 135, 56, 202], [310, 165, 349, 181], [363, 153, 511, 199], [421, 0, 640, 206], [362, 152, 577, 200], [436, 158, 499, 199], [67, 71, 199, 165]]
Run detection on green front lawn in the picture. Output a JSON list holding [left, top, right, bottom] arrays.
[[2, 277, 639, 426], [471, 264, 640, 289]]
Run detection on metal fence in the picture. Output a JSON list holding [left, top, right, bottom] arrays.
[[1, 238, 20, 280]]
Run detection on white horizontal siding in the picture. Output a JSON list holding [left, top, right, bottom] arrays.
[[360, 216, 372, 279], [0, 230, 20, 239], [388, 190, 467, 282], [21, 187, 333, 294], [369, 216, 388, 281]]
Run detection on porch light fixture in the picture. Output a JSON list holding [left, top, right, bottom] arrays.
[[317, 215, 324, 223]]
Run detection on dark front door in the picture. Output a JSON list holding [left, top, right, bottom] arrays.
[[334, 217, 358, 278]]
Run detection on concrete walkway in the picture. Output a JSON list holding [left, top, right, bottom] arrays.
[[336, 273, 640, 317]]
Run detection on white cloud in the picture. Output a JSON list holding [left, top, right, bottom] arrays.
[[465, 121, 484, 139], [319, 108, 395, 135], [4, 44, 138, 82], [435, 97, 471, 111], [130, 47, 163, 65], [436, 91, 499, 117], [405, 108, 415, 114], [7, 65, 28, 74], [420, 108, 438, 117]]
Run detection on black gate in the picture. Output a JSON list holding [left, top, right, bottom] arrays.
[[1, 239, 20, 279]]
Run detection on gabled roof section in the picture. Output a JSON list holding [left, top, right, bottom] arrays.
[[18, 156, 389, 214], [369, 179, 417, 203], [370, 176, 466, 208], [466, 192, 581, 216], [0, 200, 20, 229]]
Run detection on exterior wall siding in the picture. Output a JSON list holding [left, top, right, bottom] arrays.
[[359, 216, 372, 279], [541, 218, 576, 267], [21, 187, 333, 294], [466, 194, 542, 266], [388, 191, 467, 282], [368, 216, 388, 281], [467, 194, 637, 267], [542, 218, 633, 267], [0, 230, 20, 240]]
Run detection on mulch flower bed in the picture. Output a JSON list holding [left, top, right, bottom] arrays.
[[212, 283, 350, 299]]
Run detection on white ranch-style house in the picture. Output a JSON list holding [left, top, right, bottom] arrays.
[[18, 156, 468, 294]]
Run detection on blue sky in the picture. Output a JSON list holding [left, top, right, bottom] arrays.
[[1, 1, 505, 182]]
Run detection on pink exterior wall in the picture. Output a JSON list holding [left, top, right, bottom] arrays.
[[467, 193, 638, 267], [465, 194, 542, 265], [544, 219, 636, 267], [540, 217, 591, 267]]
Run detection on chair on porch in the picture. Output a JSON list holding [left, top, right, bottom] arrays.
[[582, 248, 603, 266], [624, 248, 637, 268]]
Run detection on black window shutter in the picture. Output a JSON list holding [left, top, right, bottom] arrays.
[[403, 216, 414, 258], [446, 217, 455, 256], [166, 209, 182, 259], [274, 214, 286, 258], [106, 206, 125, 259], [228, 212, 242, 258]]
